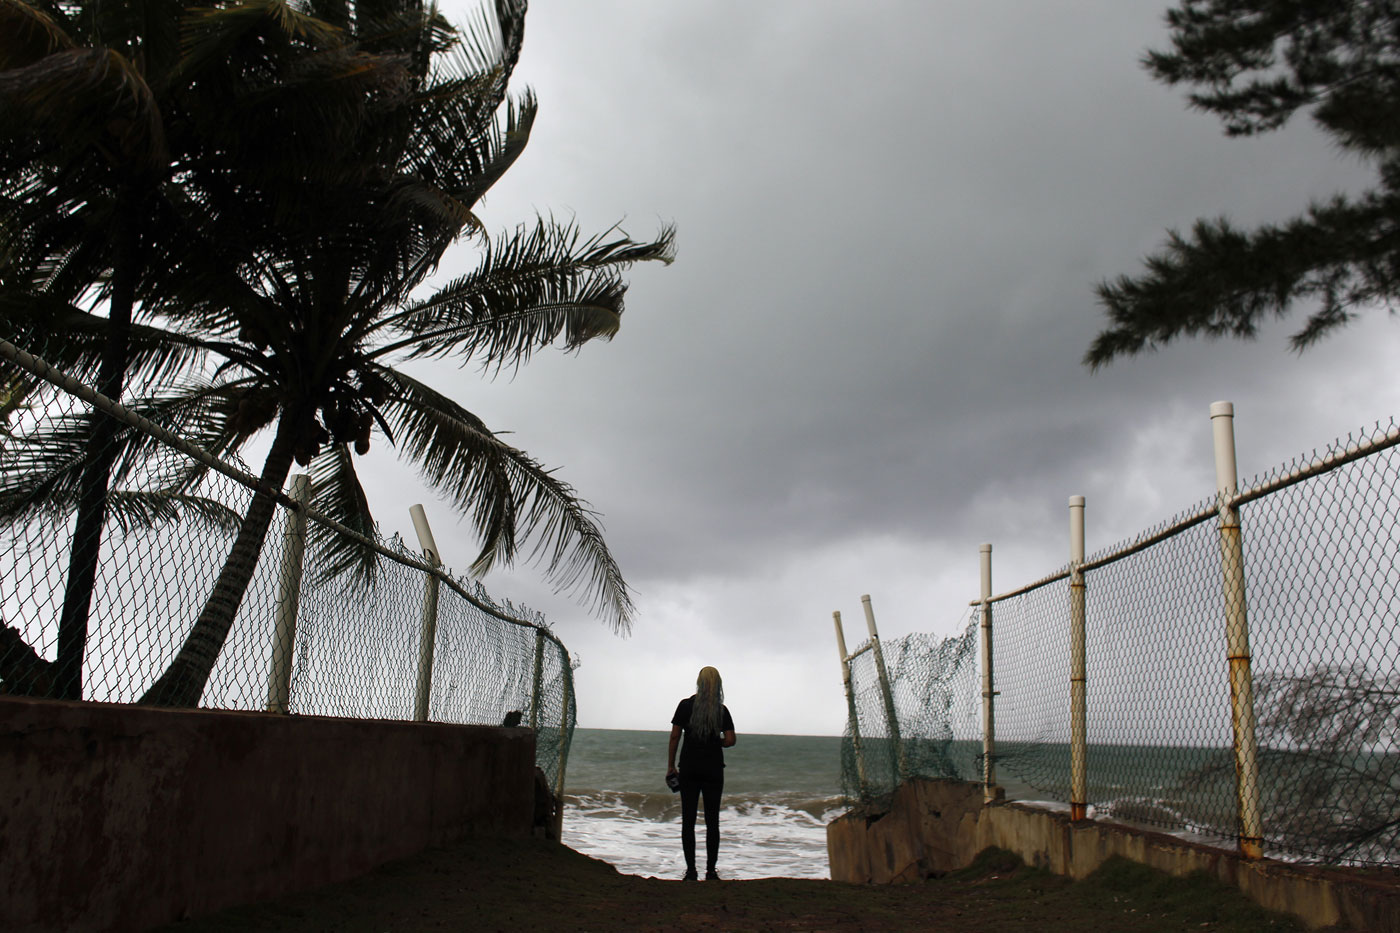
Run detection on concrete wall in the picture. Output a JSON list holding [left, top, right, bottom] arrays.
[[0, 697, 536, 933], [827, 778, 1400, 932]]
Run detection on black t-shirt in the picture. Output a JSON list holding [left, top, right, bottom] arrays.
[[672, 696, 735, 773]]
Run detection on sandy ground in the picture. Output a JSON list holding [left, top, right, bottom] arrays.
[[155, 837, 1365, 933]]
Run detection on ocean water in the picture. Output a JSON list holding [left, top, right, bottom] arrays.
[[561, 729, 845, 880], [562, 731, 1400, 875]]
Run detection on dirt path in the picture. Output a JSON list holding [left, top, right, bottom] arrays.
[[162, 838, 1343, 932]]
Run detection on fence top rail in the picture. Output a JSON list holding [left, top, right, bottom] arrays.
[[0, 337, 562, 648], [847, 642, 874, 661], [964, 415, 1400, 608], [1078, 501, 1219, 575], [302, 509, 563, 642], [1233, 418, 1400, 508], [968, 566, 1071, 607]]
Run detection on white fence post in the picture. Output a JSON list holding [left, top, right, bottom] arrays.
[[1068, 495, 1089, 821], [1210, 401, 1264, 859], [265, 474, 312, 713], [409, 504, 442, 723], [833, 610, 870, 798], [979, 543, 997, 803], [862, 594, 908, 782]]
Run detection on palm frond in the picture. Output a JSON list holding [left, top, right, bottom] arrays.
[[344, 175, 484, 310], [0, 46, 166, 176], [177, 1, 349, 81], [370, 218, 674, 370], [181, 49, 411, 196], [0, 164, 115, 304], [0, 290, 210, 388], [376, 364, 633, 631], [429, 0, 525, 114], [136, 208, 292, 351], [0, 409, 91, 524], [0, 376, 261, 526], [327, 90, 541, 316], [106, 489, 242, 535], [0, 0, 75, 68], [306, 442, 381, 585], [406, 89, 535, 213], [456, 0, 526, 82], [350, 1, 528, 231]]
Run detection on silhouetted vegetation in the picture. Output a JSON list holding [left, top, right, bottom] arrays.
[[1087, 1, 1400, 367]]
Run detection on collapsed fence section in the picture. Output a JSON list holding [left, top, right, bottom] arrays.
[[838, 403, 1400, 867], [834, 599, 981, 805], [0, 338, 576, 796]]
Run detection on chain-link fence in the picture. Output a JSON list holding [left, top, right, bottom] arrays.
[[840, 407, 1400, 867], [839, 623, 982, 804], [0, 338, 576, 795]]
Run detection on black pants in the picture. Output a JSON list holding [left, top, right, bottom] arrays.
[[679, 768, 723, 872]]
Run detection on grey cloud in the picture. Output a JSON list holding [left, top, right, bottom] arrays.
[[377, 0, 1400, 732]]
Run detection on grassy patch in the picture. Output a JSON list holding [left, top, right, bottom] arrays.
[[1081, 856, 1302, 929]]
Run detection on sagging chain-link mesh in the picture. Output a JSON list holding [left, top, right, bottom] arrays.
[[841, 645, 901, 802], [0, 341, 576, 790], [290, 540, 576, 789], [842, 418, 1400, 867], [840, 623, 982, 803]]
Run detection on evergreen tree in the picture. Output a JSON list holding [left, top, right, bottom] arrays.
[[1085, 0, 1400, 368]]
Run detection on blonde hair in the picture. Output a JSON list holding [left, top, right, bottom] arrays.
[[689, 666, 724, 739]]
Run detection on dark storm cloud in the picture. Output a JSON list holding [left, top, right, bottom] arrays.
[[368, 0, 1400, 732]]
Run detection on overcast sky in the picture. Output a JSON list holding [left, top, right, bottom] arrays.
[[359, 0, 1400, 735]]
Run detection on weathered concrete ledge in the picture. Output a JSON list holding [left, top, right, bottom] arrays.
[[0, 696, 536, 933], [826, 777, 1399, 932]]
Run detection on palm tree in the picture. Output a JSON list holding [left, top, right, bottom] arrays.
[[117, 0, 674, 707], [0, 0, 413, 697]]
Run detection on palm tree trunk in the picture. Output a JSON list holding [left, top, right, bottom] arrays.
[[140, 413, 300, 707], [53, 198, 140, 700]]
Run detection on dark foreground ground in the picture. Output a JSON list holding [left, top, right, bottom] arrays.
[[162, 838, 1363, 933]]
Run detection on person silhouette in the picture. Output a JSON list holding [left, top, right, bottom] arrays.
[[666, 666, 736, 880]]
